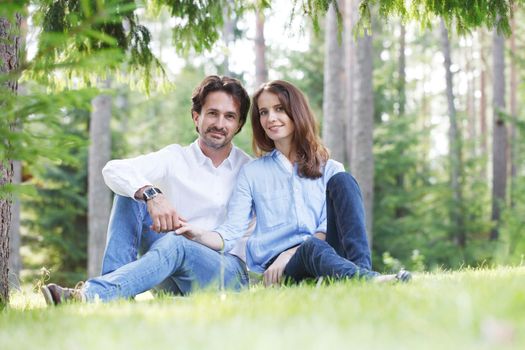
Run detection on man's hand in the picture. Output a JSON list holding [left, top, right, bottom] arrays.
[[263, 247, 297, 287], [147, 194, 183, 232]]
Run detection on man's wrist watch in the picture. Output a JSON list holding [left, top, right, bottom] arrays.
[[142, 187, 162, 202]]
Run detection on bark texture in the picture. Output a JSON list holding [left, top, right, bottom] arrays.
[[323, 1, 346, 163], [344, 0, 356, 166], [88, 83, 112, 278], [350, 25, 375, 246], [0, 13, 22, 306], [440, 20, 465, 247], [490, 26, 507, 240], [254, 8, 268, 88]]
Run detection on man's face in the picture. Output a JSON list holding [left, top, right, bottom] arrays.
[[193, 91, 241, 150]]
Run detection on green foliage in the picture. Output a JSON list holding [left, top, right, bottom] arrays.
[[291, 0, 341, 33], [360, 0, 520, 35], [498, 177, 525, 265], [371, 18, 495, 271], [22, 107, 90, 285], [272, 25, 324, 127], [147, 0, 247, 54], [30, 0, 163, 89]]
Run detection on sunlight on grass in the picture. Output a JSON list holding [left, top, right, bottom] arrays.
[[2, 267, 524, 350]]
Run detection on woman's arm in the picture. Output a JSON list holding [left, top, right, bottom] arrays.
[[175, 224, 224, 251], [264, 232, 324, 286], [177, 165, 255, 252], [264, 245, 299, 287]]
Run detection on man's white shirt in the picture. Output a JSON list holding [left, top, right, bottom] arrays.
[[102, 139, 253, 260]]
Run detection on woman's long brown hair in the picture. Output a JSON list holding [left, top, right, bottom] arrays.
[[251, 80, 329, 179]]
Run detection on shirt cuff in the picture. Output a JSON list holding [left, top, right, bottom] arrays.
[[215, 230, 236, 253]]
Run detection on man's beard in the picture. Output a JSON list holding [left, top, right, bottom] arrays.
[[201, 127, 232, 150]]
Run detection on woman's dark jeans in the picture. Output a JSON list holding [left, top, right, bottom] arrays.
[[283, 172, 379, 282]]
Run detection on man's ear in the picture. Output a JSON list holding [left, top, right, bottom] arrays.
[[192, 111, 199, 125]]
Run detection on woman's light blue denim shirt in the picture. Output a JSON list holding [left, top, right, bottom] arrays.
[[215, 149, 344, 273]]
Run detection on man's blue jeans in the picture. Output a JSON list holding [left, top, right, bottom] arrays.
[[83, 195, 248, 302], [284, 172, 379, 282]]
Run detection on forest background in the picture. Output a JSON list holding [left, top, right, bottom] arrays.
[[1, 0, 524, 298]]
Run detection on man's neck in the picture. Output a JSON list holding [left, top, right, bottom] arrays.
[[198, 138, 233, 168]]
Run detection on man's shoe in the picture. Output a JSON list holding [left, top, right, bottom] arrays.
[[395, 269, 412, 283], [41, 283, 85, 306], [373, 269, 412, 284]]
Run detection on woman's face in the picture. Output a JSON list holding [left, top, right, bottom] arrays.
[[257, 91, 295, 146]]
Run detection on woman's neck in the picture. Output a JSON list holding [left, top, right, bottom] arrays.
[[275, 140, 296, 164]]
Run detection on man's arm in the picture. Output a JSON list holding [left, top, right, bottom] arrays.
[[135, 186, 182, 232], [102, 145, 179, 198]]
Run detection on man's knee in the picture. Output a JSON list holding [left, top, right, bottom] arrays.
[[153, 233, 187, 255]]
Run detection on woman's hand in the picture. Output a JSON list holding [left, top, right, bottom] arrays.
[[264, 247, 297, 287], [175, 223, 224, 251], [174, 222, 206, 240]]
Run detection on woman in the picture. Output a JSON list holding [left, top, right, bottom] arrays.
[[178, 80, 410, 286]]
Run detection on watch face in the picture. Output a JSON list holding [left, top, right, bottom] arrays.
[[144, 187, 158, 200]]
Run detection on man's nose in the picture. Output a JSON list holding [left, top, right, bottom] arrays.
[[216, 115, 226, 128]]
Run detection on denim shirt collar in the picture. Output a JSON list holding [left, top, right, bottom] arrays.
[[269, 149, 294, 174]]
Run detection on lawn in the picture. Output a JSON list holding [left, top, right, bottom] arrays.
[[2, 267, 524, 350]]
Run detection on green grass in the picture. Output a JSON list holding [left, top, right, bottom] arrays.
[[2, 267, 525, 350]]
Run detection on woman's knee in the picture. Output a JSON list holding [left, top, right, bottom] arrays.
[[327, 172, 356, 189], [327, 172, 362, 200], [302, 237, 330, 254]]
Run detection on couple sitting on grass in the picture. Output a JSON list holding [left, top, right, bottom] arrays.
[[41, 75, 411, 305]]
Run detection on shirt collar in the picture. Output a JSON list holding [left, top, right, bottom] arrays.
[[191, 139, 234, 170], [270, 149, 293, 173]]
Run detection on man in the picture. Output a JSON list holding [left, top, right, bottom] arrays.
[[41, 75, 253, 304]]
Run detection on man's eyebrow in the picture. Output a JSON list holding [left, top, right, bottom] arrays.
[[206, 107, 238, 116]]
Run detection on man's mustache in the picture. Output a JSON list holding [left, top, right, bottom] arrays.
[[206, 127, 227, 136]]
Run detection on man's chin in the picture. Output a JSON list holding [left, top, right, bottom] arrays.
[[201, 136, 231, 150]]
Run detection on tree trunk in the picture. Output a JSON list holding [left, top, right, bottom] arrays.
[[323, 1, 346, 163], [440, 20, 465, 247], [254, 7, 268, 88], [465, 40, 477, 154], [0, 13, 22, 307], [490, 25, 507, 241], [88, 80, 112, 278], [221, 3, 234, 76], [479, 30, 488, 180], [351, 22, 374, 247], [509, 12, 517, 206], [398, 24, 406, 117], [8, 160, 21, 289], [395, 23, 407, 219], [344, 0, 356, 166]]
